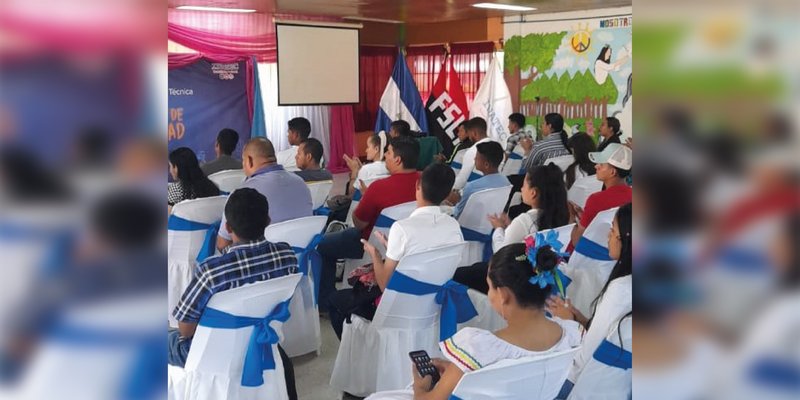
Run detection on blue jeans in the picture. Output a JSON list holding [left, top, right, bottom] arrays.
[[317, 227, 365, 312]]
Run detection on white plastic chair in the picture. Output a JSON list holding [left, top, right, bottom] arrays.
[[501, 144, 525, 176], [168, 274, 302, 400], [567, 175, 603, 209], [341, 201, 417, 289], [562, 207, 618, 317], [569, 317, 632, 400], [168, 195, 228, 327], [306, 180, 334, 211], [460, 223, 575, 333], [450, 148, 468, 176], [451, 347, 580, 400], [345, 175, 388, 226], [263, 216, 328, 357], [208, 170, 246, 194], [457, 186, 513, 265], [330, 243, 467, 396]]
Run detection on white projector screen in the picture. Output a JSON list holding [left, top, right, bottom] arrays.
[[276, 23, 360, 105]]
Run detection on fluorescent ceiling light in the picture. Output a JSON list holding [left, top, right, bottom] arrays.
[[472, 3, 537, 11], [176, 6, 256, 13]]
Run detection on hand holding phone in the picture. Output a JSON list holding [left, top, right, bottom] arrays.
[[409, 350, 440, 386]]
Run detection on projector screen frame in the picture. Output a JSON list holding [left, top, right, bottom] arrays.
[[275, 22, 362, 106]]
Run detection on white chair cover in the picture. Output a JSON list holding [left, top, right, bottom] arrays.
[[306, 180, 333, 210], [345, 175, 389, 226], [569, 317, 632, 400], [562, 207, 618, 317], [168, 196, 228, 327], [18, 294, 164, 400], [544, 154, 575, 173], [263, 216, 328, 357], [450, 149, 468, 176], [460, 223, 575, 332], [330, 243, 467, 396], [168, 274, 302, 400], [207, 170, 246, 194], [457, 186, 513, 265], [500, 144, 525, 176], [567, 175, 603, 209], [341, 201, 416, 289]]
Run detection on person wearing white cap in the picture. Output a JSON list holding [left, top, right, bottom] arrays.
[[569, 142, 632, 247]]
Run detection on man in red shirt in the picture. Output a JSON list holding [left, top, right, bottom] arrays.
[[317, 136, 420, 311], [570, 142, 632, 246]]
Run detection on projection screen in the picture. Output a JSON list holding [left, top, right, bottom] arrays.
[[276, 22, 361, 105]]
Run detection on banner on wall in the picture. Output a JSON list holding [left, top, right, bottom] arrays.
[[375, 49, 429, 134], [168, 59, 251, 163], [471, 56, 513, 148], [425, 57, 469, 157]]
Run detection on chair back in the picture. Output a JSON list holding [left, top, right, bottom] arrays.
[[501, 144, 525, 176], [569, 317, 632, 400], [264, 216, 327, 249], [451, 347, 580, 400], [371, 201, 417, 254], [544, 154, 575, 173], [185, 274, 302, 374], [567, 175, 603, 209], [345, 175, 389, 226], [564, 207, 618, 316], [168, 196, 228, 326], [306, 180, 333, 210], [207, 170, 246, 193], [458, 186, 513, 234], [450, 149, 468, 175], [372, 243, 466, 331], [525, 223, 575, 253]]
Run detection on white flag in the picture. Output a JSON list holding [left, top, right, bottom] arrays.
[[470, 56, 513, 149]]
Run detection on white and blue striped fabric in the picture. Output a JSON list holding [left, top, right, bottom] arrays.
[[374, 50, 428, 134]]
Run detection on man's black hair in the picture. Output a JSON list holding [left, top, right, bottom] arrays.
[[217, 128, 239, 155], [388, 136, 420, 169], [224, 188, 270, 241]]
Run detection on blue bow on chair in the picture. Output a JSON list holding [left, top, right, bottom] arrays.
[[460, 227, 493, 262], [198, 300, 292, 387], [292, 233, 324, 304], [387, 272, 477, 341], [167, 215, 220, 263]]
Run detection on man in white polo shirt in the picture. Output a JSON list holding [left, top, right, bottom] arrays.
[[452, 117, 496, 192], [327, 163, 465, 339]]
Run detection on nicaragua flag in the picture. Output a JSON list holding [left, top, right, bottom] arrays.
[[426, 56, 469, 158], [375, 50, 428, 134], [470, 55, 513, 149]]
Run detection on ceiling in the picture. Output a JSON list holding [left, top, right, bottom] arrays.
[[167, 0, 632, 23]]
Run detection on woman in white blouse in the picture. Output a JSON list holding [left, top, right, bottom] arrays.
[[343, 131, 389, 194], [453, 163, 571, 293]]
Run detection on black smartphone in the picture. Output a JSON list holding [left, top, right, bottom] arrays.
[[409, 350, 440, 386]]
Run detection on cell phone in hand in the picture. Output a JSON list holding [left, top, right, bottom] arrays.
[[409, 350, 440, 386]]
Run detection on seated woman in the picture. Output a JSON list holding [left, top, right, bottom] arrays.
[[564, 132, 597, 190], [366, 243, 581, 400], [344, 132, 389, 195], [453, 163, 570, 293], [546, 203, 631, 398], [167, 147, 220, 213]]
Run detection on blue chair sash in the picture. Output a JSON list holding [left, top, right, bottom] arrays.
[[574, 237, 613, 261], [353, 189, 363, 201], [291, 233, 325, 305], [374, 214, 396, 229], [449, 395, 464, 400], [198, 300, 292, 387], [467, 172, 482, 182], [386, 271, 477, 341], [168, 215, 220, 263], [451, 161, 463, 170], [508, 152, 523, 160], [48, 322, 164, 400], [747, 356, 800, 392], [593, 339, 632, 370], [460, 227, 493, 262], [313, 206, 331, 216]]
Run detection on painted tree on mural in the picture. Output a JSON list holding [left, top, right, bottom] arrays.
[[521, 70, 618, 120], [504, 32, 567, 89]]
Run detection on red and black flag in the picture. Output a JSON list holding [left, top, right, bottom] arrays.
[[425, 57, 469, 158]]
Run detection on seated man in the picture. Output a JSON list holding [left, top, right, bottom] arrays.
[[201, 128, 242, 176], [216, 138, 312, 251], [388, 119, 412, 138], [449, 141, 511, 219], [328, 163, 465, 339], [504, 112, 531, 161], [452, 117, 496, 192], [316, 136, 420, 312], [294, 138, 332, 182], [169, 188, 299, 398], [276, 117, 311, 172]]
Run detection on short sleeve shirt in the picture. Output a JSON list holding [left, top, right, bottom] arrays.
[[384, 206, 464, 261], [580, 184, 632, 228], [353, 171, 419, 240]]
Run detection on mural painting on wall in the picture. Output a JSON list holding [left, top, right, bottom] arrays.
[[505, 17, 632, 137]]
